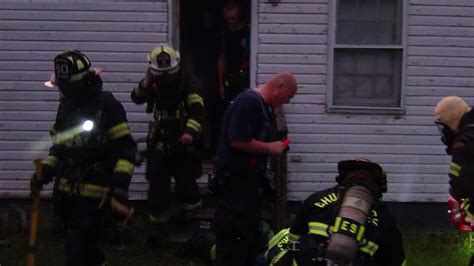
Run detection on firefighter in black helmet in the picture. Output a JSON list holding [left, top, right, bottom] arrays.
[[131, 44, 205, 242], [265, 159, 406, 266], [30, 50, 137, 266]]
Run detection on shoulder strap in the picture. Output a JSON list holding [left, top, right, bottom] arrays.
[[249, 89, 272, 142], [249, 89, 269, 122]]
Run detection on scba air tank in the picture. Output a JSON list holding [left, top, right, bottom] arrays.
[[325, 185, 373, 265]]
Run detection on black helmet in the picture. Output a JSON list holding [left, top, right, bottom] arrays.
[[336, 158, 387, 196], [48, 50, 102, 103], [54, 50, 92, 84]]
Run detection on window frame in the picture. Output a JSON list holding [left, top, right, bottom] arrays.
[[327, 0, 408, 114]]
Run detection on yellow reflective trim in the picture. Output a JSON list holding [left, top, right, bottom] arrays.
[[308, 221, 329, 237], [332, 216, 342, 232], [107, 122, 130, 140], [268, 228, 290, 250], [187, 93, 204, 106], [449, 162, 461, 177], [58, 179, 110, 199], [182, 199, 202, 210], [149, 213, 169, 224], [332, 217, 365, 241], [288, 233, 300, 241], [151, 46, 177, 58], [114, 159, 134, 175], [401, 259, 407, 266], [210, 244, 216, 262], [42, 155, 58, 168], [153, 109, 180, 120], [270, 250, 287, 266], [451, 162, 461, 170], [359, 241, 379, 256], [308, 221, 378, 257], [356, 225, 366, 241], [449, 169, 460, 177], [76, 59, 85, 70], [292, 259, 298, 266], [163, 46, 177, 57], [186, 119, 201, 133]]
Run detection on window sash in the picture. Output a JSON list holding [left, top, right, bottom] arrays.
[[333, 48, 402, 108], [329, 0, 405, 111], [336, 0, 402, 45]]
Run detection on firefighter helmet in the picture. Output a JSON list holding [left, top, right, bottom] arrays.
[[435, 96, 471, 133], [336, 158, 387, 195], [147, 44, 180, 75], [53, 50, 92, 84], [46, 50, 103, 102]]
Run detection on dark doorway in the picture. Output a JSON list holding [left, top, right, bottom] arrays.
[[179, 0, 251, 158]]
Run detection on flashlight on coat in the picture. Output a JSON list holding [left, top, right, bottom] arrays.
[[82, 120, 94, 131]]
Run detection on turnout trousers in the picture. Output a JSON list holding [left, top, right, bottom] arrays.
[[58, 196, 106, 266], [146, 147, 202, 217]]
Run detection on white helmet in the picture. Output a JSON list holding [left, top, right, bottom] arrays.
[[147, 44, 180, 75]]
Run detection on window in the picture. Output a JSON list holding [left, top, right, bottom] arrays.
[[330, 0, 404, 111]]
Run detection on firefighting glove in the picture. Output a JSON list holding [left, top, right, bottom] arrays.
[[30, 164, 55, 198], [461, 199, 474, 222], [143, 68, 155, 88], [30, 176, 43, 198]]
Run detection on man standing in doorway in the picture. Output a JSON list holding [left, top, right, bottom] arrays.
[[214, 72, 298, 265], [218, 0, 250, 110]]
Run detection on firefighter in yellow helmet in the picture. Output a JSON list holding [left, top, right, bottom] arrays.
[[265, 159, 406, 266], [30, 50, 137, 265], [434, 96, 474, 264], [131, 44, 205, 243]]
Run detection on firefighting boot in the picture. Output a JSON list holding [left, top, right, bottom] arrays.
[[144, 212, 171, 247], [176, 229, 215, 261], [171, 200, 203, 225]]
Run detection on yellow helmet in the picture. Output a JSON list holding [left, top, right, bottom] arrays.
[[147, 44, 180, 75]]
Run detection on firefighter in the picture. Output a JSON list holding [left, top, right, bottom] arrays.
[[131, 44, 205, 242], [434, 96, 474, 265], [30, 50, 136, 266], [434, 96, 474, 201], [265, 159, 406, 266]]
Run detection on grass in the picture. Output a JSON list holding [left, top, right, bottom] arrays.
[[0, 202, 208, 266], [403, 228, 471, 266], [0, 201, 472, 266]]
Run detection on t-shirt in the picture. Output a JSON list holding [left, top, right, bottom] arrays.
[[216, 89, 276, 173], [222, 24, 250, 74]]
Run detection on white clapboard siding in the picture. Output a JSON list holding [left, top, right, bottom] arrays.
[[0, 0, 168, 199], [2, 0, 473, 203], [257, 0, 474, 202]]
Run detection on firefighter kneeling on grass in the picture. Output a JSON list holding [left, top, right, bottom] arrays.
[[30, 50, 137, 266], [131, 44, 205, 244], [265, 159, 406, 266]]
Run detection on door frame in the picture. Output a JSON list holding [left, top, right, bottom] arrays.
[[169, 0, 257, 88]]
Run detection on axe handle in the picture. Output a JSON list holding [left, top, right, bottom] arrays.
[[27, 159, 43, 266]]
